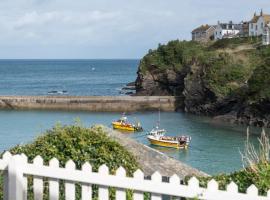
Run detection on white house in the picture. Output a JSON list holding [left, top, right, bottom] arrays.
[[214, 21, 241, 40], [262, 23, 270, 45], [249, 10, 270, 36]]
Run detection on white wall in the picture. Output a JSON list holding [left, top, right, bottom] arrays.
[[249, 16, 265, 36], [214, 25, 240, 40], [262, 27, 270, 45]]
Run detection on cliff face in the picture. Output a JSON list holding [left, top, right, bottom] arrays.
[[135, 65, 188, 96], [135, 38, 270, 127]]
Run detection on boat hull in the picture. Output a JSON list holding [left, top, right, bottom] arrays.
[[147, 137, 188, 149], [112, 122, 135, 131]]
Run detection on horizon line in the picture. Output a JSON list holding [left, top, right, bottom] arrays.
[[0, 58, 141, 60]]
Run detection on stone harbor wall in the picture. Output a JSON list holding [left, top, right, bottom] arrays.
[[0, 96, 181, 112]]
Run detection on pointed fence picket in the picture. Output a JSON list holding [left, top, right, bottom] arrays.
[[0, 152, 269, 200], [65, 160, 76, 200], [81, 162, 92, 200], [49, 158, 59, 200], [33, 156, 43, 200], [133, 169, 144, 200], [98, 164, 109, 200]]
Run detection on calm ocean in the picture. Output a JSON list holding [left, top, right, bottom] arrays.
[[0, 59, 139, 96], [0, 59, 262, 175]]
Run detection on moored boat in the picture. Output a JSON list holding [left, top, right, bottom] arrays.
[[147, 125, 191, 149], [112, 114, 142, 132]]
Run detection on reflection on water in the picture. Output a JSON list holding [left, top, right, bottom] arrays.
[[0, 109, 265, 175]]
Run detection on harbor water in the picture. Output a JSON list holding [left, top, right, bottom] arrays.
[[0, 109, 261, 175], [0, 59, 263, 175]]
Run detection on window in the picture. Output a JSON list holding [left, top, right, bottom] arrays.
[[261, 22, 264, 29], [251, 24, 253, 29], [256, 25, 258, 30]]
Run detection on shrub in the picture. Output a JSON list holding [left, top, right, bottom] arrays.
[[1, 123, 140, 200]]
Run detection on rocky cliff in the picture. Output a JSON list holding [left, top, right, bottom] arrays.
[[135, 38, 270, 127]]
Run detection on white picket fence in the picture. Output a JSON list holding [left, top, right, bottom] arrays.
[[0, 152, 269, 200]]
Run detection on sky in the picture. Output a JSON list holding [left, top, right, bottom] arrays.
[[0, 0, 270, 59]]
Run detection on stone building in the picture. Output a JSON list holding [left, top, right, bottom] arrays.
[[239, 21, 249, 37], [191, 25, 216, 42]]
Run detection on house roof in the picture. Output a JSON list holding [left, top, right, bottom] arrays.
[[250, 15, 260, 23], [250, 14, 270, 23], [192, 25, 214, 33], [264, 15, 270, 23]]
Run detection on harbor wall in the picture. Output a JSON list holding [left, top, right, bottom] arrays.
[[0, 96, 182, 112]]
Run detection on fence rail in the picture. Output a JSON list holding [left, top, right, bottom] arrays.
[[0, 152, 269, 200]]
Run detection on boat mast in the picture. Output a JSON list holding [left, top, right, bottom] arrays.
[[157, 99, 161, 127]]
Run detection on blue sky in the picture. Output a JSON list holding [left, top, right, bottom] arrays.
[[0, 0, 269, 59]]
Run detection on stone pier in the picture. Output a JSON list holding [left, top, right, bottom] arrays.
[[0, 96, 182, 112]]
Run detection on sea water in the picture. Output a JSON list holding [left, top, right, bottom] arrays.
[[0, 59, 138, 96], [0, 59, 263, 175]]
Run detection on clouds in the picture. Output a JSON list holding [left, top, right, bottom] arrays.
[[0, 0, 269, 58]]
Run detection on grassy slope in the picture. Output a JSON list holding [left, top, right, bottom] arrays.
[[139, 37, 269, 100]]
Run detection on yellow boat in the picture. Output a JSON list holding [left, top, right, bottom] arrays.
[[147, 127, 191, 149], [112, 115, 142, 132]]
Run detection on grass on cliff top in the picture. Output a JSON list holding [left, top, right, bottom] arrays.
[[139, 38, 259, 98], [139, 40, 207, 73], [208, 36, 261, 50]]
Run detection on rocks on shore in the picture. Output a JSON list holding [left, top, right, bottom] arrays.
[[119, 82, 136, 95]]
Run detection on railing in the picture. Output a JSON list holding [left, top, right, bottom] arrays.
[[0, 152, 269, 200]]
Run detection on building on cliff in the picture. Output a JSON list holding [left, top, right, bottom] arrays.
[[249, 10, 270, 36], [262, 23, 270, 45], [214, 21, 241, 40], [191, 25, 216, 42], [239, 21, 250, 37]]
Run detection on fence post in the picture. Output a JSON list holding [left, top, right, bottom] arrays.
[[8, 155, 25, 200], [2, 151, 12, 200]]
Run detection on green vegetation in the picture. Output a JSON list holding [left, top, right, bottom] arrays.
[[140, 40, 207, 73], [208, 36, 261, 50], [0, 123, 140, 200], [139, 37, 264, 97], [8, 123, 139, 173], [248, 47, 270, 101]]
